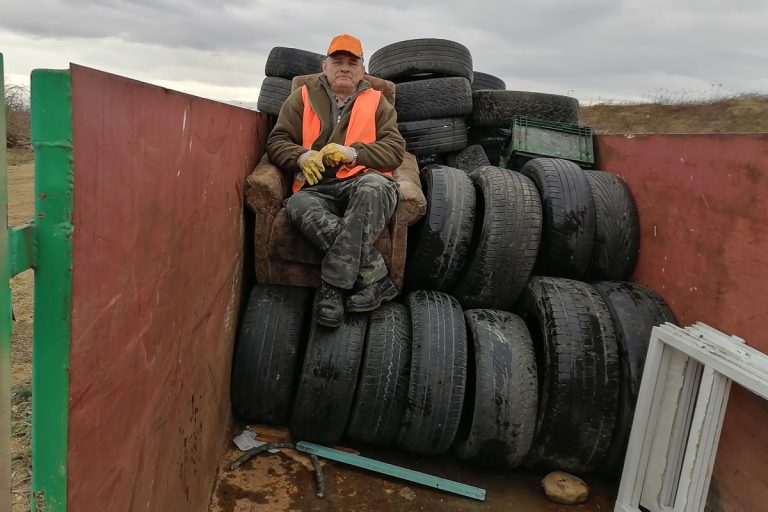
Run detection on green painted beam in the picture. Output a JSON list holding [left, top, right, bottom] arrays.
[[1, 51, 14, 512], [9, 223, 37, 277], [30, 68, 73, 512], [296, 441, 487, 501]]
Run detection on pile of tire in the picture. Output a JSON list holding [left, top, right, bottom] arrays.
[[368, 39, 473, 167], [237, 36, 666, 477], [367, 38, 580, 169], [404, 157, 639, 311], [256, 47, 325, 117], [231, 278, 675, 473]]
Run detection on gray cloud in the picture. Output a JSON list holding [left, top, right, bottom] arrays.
[[1, 0, 766, 103]]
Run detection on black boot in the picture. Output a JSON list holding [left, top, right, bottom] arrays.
[[346, 276, 398, 313], [315, 280, 345, 327]]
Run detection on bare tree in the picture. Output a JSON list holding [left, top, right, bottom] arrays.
[[4, 77, 31, 148]]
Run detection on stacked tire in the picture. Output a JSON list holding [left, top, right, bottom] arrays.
[[231, 278, 675, 475], [233, 36, 674, 479], [520, 157, 640, 281], [369, 39, 472, 163], [404, 165, 542, 310], [449, 71, 504, 172], [406, 155, 639, 304], [257, 47, 325, 117]]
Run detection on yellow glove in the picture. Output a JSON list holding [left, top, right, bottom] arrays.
[[320, 143, 358, 167], [298, 150, 325, 186]]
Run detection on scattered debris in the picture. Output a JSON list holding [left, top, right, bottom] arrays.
[[228, 442, 294, 471], [309, 454, 325, 498], [399, 486, 417, 501]]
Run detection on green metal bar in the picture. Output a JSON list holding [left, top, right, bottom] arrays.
[[9, 223, 37, 276], [1, 51, 14, 512], [296, 441, 487, 501], [30, 68, 73, 512]]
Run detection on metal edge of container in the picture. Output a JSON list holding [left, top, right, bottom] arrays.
[[1, 51, 12, 512], [30, 67, 73, 512]]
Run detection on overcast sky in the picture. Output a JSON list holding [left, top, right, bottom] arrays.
[[2, 0, 767, 106]]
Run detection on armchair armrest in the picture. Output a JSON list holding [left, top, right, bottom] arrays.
[[245, 153, 290, 214], [393, 153, 427, 226]]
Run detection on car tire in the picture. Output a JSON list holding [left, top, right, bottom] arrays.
[[453, 167, 542, 309], [519, 277, 619, 473], [584, 171, 640, 280], [346, 302, 412, 446], [289, 296, 368, 445], [521, 158, 596, 279], [257, 76, 292, 117], [395, 77, 473, 122], [454, 309, 537, 468], [231, 284, 311, 424], [405, 165, 475, 291], [444, 144, 491, 173], [593, 281, 677, 473], [369, 38, 473, 82], [398, 118, 468, 156], [471, 71, 506, 91], [397, 291, 467, 455], [264, 46, 325, 79], [472, 90, 579, 127]]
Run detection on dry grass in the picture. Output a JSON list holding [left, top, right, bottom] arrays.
[[7, 147, 35, 511], [7, 148, 34, 167], [580, 94, 768, 134]]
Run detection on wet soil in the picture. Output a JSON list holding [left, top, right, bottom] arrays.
[[209, 423, 617, 512]]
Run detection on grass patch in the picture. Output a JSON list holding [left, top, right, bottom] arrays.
[[580, 94, 768, 134], [7, 147, 34, 166]]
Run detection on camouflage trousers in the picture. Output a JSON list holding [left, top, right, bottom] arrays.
[[286, 173, 399, 290]]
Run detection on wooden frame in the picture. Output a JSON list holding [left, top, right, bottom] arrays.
[[615, 322, 768, 512]]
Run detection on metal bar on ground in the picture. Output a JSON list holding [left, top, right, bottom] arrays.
[[296, 441, 487, 501]]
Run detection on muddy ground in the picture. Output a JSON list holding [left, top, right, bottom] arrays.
[[209, 424, 617, 512]]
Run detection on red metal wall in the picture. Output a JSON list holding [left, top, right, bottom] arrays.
[[595, 134, 768, 512], [69, 65, 269, 511]]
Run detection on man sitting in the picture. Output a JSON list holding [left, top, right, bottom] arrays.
[[266, 34, 406, 327]]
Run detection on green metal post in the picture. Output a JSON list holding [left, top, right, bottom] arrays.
[[1, 52, 13, 512], [30, 68, 73, 512]]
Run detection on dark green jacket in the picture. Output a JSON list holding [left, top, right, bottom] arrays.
[[266, 75, 405, 179]]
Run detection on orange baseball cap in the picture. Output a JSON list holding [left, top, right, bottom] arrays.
[[327, 34, 364, 58]]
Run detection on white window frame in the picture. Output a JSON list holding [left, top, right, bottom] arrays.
[[615, 322, 768, 512]]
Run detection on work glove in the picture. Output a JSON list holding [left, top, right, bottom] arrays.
[[320, 143, 358, 167], [298, 150, 325, 186]]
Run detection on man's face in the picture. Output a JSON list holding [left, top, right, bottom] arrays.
[[323, 52, 365, 94]]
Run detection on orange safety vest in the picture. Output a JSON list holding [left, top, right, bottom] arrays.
[[293, 85, 393, 193]]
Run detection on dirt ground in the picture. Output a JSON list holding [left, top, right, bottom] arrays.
[[210, 424, 617, 512], [7, 147, 34, 511]]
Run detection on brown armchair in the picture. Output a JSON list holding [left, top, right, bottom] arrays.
[[244, 74, 426, 289]]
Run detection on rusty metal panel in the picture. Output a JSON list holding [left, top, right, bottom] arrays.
[[68, 64, 269, 511], [595, 133, 768, 512]]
